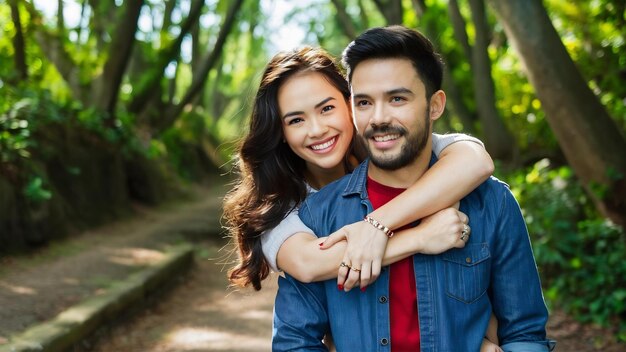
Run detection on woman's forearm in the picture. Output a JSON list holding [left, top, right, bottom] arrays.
[[277, 225, 435, 283], [368, 141, 493, 230]]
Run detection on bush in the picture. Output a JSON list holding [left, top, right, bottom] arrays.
[[503, 160, 626, 341]]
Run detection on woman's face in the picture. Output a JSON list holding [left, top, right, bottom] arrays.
[[278, 71, 354, 178]]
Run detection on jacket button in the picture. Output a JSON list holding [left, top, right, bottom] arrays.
[[378, 296, 388, 303], [465, 257, 472, 263], [380, 338, 389, 345]]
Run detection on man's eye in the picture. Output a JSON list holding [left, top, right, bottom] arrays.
[[356, 100, 370, 106], [391, 96, 405, 102]]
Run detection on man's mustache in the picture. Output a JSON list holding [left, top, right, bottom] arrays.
[[363, 124, 407, 139]]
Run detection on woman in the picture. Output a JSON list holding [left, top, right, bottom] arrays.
[[223, 47, 501, 351]]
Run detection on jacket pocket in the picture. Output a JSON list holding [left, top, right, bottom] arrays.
[[442, 243, 491, 303]]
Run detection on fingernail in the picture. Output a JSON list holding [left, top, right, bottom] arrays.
[[319, 242, 324, 247], [337, 284, 343, 291], [361, 286, 367, 292]]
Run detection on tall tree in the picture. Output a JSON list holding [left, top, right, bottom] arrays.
[[9, 0, 27, 81], [92, 0, 144, 118], [411, 0, 477, 134], [157, 0, 245, 134], [371, 0, 403, 24], [466, 0, 515, 159], [487, 0, 626, 226], [330, 0, 358, 39]]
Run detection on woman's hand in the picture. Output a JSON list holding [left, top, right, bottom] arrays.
[[480, 338, 503, 352], [414, 207, 469, 255], [320, 220, 389, 291]]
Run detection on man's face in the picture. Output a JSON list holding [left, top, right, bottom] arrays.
[[350, 58, 432, 170]]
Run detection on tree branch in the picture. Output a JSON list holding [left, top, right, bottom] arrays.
[[128, 0, 205, 114], [157, 0, 245, 134], [93, 0, 144, 116]]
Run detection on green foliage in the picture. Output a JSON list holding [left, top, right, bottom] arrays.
[[23, 176, 52, 202], [504, 160, 626, 340]]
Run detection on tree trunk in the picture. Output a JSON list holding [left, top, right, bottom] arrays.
[[128, 0, 204, 115], [23, 1, 86, 103], [371, 0, 403, 24], [488, 0, 626, 226], [356, 0, 370, 28], [9, 0, 27, 81], [448, 0, 472, 61], [468, 0, 515, 160], [410, 0, 477, 133], [57, 0, 65, 33], [157, 0, 244, 134], [93, 0, 144, 118], [330, 0, 357, 39]]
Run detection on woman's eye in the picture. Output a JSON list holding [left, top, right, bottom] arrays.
[[287, 117, 304, 125], [321, 105, 335, 113]]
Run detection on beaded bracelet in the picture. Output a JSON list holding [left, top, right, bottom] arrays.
[[364, 216, 395, 238]]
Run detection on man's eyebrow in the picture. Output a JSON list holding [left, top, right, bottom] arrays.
[[352, 88, 414, 100], [352, 93, 370, 100], [385, 87, 414, 96]]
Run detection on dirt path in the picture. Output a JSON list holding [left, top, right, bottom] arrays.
[[92, 240, 277, 352]]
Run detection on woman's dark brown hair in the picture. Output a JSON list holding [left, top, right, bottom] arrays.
[[223, 47, 363, 290]]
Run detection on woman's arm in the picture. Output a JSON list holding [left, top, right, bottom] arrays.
[[277, 207, 468, 284], [276, 135, 493, 286], [370, 135, 493, 230], [322, 136, 493, 288]]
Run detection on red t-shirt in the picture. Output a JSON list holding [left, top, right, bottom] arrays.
[[367, 176, 420, 351]]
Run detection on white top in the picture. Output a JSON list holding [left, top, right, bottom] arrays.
[[260, 133, 484, 272]]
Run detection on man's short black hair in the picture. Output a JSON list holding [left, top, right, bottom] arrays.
[[342, 25, 444, 98]]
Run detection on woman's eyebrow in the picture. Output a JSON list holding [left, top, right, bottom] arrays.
[[314, 97, 335, 109]]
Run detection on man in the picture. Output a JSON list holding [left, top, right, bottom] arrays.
[[272, 25, 554, 351]]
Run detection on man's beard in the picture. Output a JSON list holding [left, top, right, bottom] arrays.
[[362, 107, 431, 171]]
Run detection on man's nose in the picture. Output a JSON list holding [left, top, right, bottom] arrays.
[[371, 103, 390, 125]]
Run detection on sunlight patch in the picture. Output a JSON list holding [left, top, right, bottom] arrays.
[[165, 327, 269, 350], [0, 281, 37, 295]]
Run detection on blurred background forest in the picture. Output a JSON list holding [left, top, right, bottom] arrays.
[[0, 0, 625, 343]]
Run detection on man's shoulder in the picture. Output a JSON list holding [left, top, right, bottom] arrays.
[[469, 175, 514, 208], [304, 173, 353, 207]]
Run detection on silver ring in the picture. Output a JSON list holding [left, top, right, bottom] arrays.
[[461, 224, 471, 241], [340, 262, 347, 268]]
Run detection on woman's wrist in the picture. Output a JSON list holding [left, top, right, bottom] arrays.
[[363, 215, 395, 238]]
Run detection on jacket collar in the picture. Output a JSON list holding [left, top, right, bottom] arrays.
[[342, 153, 439, 199]]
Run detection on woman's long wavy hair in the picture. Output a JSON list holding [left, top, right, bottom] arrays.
[[223, 47, 365, 290]]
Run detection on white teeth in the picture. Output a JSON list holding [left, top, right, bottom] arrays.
[[373, 134, 400, 142], [311, 137, 336, 150]]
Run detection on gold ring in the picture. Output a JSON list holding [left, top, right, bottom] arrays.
[[351, 267, 361, 272], [340, 262, 347, 268]]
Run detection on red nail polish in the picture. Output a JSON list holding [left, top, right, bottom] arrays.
[[338, 284, 344, 291], [319, 242, 324, 246], [361, 286, 367, 292]]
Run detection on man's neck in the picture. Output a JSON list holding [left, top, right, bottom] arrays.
[[367, 147, 432, 189]]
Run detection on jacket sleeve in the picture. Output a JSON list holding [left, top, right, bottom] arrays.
[[272, 273, 329, 351], [489, 186, 555, 351]]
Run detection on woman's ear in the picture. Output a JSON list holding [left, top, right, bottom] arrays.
[[429, 90, 447, 121]]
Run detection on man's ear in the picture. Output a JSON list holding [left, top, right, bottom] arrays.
[[429, 90, 447, 121]]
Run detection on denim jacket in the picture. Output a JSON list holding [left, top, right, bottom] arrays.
[[272, 157, 555, 352]]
